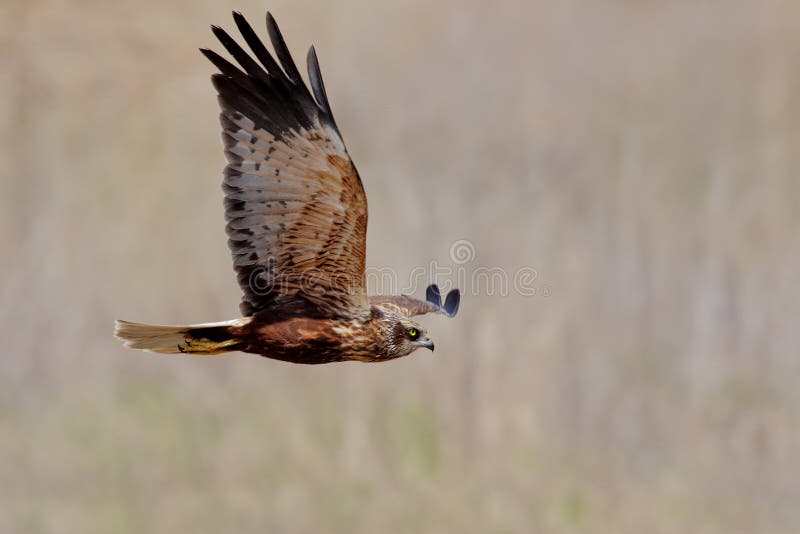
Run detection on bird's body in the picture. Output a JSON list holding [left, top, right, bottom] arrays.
[[115, 11, 460, 364], [232, 304, 434, 364]]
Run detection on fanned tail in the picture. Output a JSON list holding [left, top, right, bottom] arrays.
[[114, 318, 251, 355]]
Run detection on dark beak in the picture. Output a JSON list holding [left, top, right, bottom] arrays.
[[419, 338, 435, 352]]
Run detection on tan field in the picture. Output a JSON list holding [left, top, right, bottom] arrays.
[[2, 0, 799, 532]]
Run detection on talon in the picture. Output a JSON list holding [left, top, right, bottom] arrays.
[[178, 344, 186, 353]]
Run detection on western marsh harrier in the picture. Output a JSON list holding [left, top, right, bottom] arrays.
[[115, 11, 460, 364]]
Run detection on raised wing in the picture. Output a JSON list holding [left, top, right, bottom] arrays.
[[202, 12, 368, 318], [369, 284, 461, 318]]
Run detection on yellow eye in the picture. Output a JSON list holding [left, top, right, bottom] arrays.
[[407, 328, 419, 340]]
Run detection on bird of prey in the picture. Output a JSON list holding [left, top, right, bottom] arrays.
[[115, 11, 460, 364]]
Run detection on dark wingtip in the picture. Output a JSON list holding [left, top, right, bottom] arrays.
[[265, 12, 281, 47], [443, 289, 460, 317], [265, 10, 308, 92], [231, 11, 247, 29], [307, 46, 324, 108], [426, 284, 442, 308]]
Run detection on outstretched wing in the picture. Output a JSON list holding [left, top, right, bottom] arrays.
[[369, 284, 461, 318], [202, 12, 368, 318]]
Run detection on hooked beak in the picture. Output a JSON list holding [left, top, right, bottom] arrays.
[[419, 338, 435, 352]]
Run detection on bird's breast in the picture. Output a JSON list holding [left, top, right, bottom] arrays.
[[240, 315, 378, 363]]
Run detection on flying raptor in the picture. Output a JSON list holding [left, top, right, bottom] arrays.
[[115, 11, 460, 364]]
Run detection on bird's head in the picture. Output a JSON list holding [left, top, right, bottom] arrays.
[[374, 311, 434, 359], [392, 318, 434, 357]]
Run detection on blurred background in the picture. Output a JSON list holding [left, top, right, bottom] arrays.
[[2, 0, 800, 532]]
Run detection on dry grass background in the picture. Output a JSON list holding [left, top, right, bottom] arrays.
[[2, 0, 800, 532]]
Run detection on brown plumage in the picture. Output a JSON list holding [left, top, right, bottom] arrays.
[[114, 11, 460, 364]]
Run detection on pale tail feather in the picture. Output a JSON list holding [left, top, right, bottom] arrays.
[[114, 318, 251, 355]]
